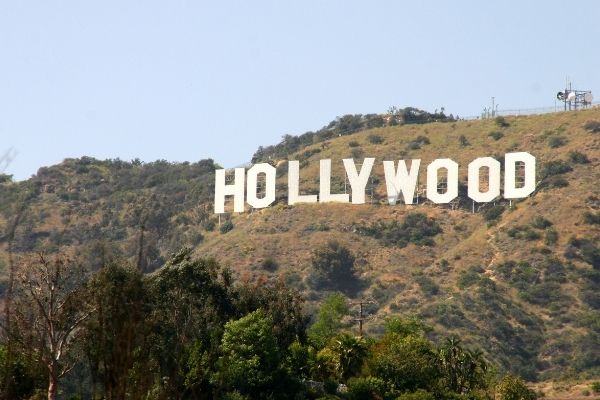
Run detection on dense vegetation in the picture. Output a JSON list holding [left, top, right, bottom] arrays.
[[0, 250, 537, 400]]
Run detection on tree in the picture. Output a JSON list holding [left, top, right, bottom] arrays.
[[329, 333, 368, 381], [438, 337, 488, 394], [0, 344, 41, 399], [282, 340, 312, 380], [215, 309, 281, 398], [495, 375, 536, 400], [149, 249, 236, 397], [236, 278, 309, 350], [10, 254, 90, 400], [1, 194, 29, 400], [310, 241, 360, 293], [83, 263, 153, 399], [384, 317, 431, 338], [368, 334, 439, 393], [308, 293, 350, 348]]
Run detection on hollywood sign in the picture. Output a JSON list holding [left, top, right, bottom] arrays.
[[214, 152, 535, 213]]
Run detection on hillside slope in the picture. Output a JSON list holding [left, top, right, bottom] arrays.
[[1, 109, 600, 381], [201, 109, 600, 380]]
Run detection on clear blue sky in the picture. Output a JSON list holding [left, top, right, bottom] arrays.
[[1, 1, 599, 180]]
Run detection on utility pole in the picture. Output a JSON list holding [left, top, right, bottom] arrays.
[[351, 299, 376, 336]]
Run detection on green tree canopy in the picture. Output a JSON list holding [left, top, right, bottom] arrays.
[[308, 292, 350, 348], [215, 309, 280, 398], [368, 333, 439, 393]]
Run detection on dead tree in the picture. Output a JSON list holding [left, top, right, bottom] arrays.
[[11, 253, 90, 400]]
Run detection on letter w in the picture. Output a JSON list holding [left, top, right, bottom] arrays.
[[383, 160, 421, 205]]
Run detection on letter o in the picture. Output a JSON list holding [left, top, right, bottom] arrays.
[[468, 157, 501, 202], [246, 163, 276, 209], [427, 159, 458, 204]]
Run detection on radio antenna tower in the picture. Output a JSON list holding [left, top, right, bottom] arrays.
[[556, 78, 593, 111]]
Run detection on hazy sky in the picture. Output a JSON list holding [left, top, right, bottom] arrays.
[[1, 1, 599, 180]]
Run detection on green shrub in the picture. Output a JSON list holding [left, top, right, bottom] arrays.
[[508, 225, 541, 241], [495, 116, 510, 128], [591, 381, 600, 393], [496, 261, 538, 289], [406, 136, 430, 150], [520, 281, 561, 306], [583, 211, 600, 225], [544, 229, 559, 246], [457, 266, 484, 289], [220, 220, 234, 234], [531, 215, 552, 229], [304, 222, 330, 232], [495, 375, 536, 400], [201, 218, 216, 231], [488, 131, 504, 140], [348, 140, 360, 147], [566, 238, 600, 269], [458, 135, 469, 147], [189, 231, 204, 245], [261, 258, 279, 272], [542, 160, 572, 177], [584, 120, 600, 133], [414, 274, 439, 296], [309, 240, 361, 294], [482, 205, 505, 222], [547, 136, 566, 148], [368, 134, 384, 144], [414, 135, 430, 145], [346, 376, 389, 400], [568, 151, 590, 164], [356, 213, 442, 248]]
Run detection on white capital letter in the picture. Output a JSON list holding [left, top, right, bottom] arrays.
[[214, 168, 245, 213], [427, 158, 458, 204], [504, 152, 536, 199], [468, 157, 501, 203], [383, 159, 421, 205], [343, 158, 375, 204], [288, 160, 318, 205], [246, 163, 276, 209], [320, 159, 350, 203]]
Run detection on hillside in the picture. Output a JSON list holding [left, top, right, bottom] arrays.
[[1, 108, 600, 382]]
